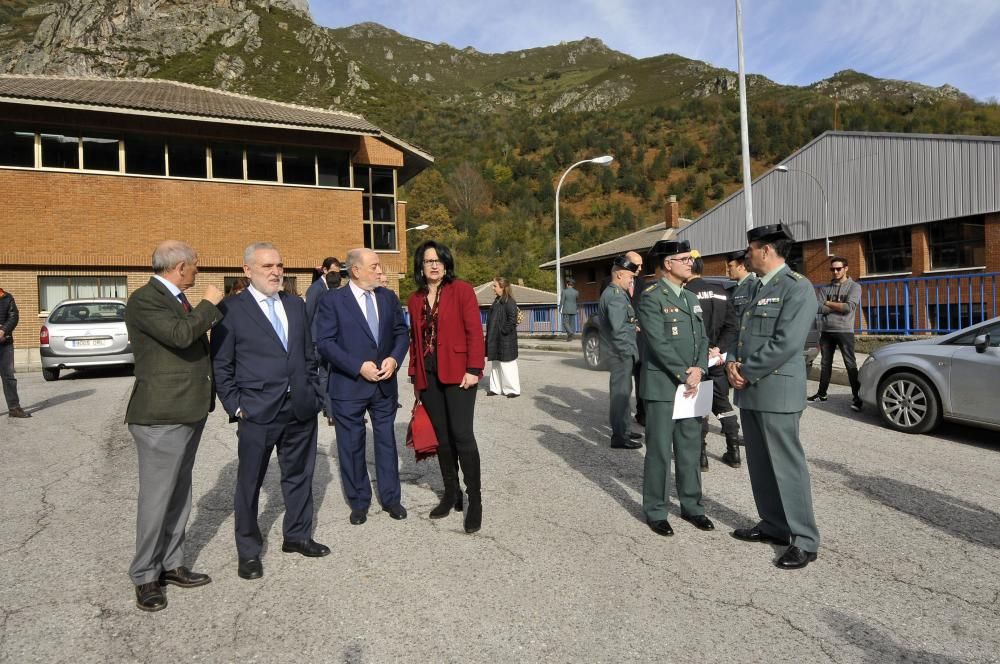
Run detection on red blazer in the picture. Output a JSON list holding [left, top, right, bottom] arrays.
[[407, 279, 485, 391]]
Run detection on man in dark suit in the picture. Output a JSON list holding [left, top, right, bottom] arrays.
[[315, 248, 409, 525], [305, 256, 341, 426], [124, 240, 224, 612], [211, 242, 329, 581]]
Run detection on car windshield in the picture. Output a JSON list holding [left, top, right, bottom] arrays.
[[49, 302, 126, 324]]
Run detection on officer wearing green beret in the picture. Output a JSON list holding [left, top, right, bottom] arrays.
[[638, 239, 714, 536], [598, 256, 642, 449], [726, 224, 820, 570]]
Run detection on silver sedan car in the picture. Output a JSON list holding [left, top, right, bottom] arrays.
[[859, 315, 1000, 433], [39, 299, 133, 381]]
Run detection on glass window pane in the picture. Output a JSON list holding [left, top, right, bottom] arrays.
[[372, 168, 394, 195], [362, 197, 371, 221], [125, 135, 165, 176], [282, 148, 315, 185], [82, 134, 119, 171], [168, 140, 207, 178], [246, 145, 277, 182], [865, 227, 911, 273], [41, 132, 78, 169], [372, 223, 396, 251], [98, 277, 127, 299], [0, 125, 34, 167], [372, 196, 395, 222], [71, 277, 99, 299], [929, 216, 985, 269], [38, 277, 70, 312], [351, 165, 370, 192], [211, 142, 243, 180], [363, 223, 373, 249], [317, 150, 350, 187]]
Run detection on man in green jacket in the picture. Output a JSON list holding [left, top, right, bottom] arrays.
[[124, 240, 224, 611], [726, 224, 820, 570], [638, 239, 713, 536], [598, 256, 641, 449]]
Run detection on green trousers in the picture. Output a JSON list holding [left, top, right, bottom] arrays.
[[642, 401, 704, 520]]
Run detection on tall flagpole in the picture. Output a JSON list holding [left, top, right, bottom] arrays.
[[736, 0, 754, 232]]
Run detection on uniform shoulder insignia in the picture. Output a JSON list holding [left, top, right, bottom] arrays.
[[788, 271, 804, 280], [643, 283, 658, 293]]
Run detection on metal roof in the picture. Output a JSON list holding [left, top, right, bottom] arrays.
[[676, 131, 1000, 255], [473, 282, 556, 306], [539, 219, 692, 269]]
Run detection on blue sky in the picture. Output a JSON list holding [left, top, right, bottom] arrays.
[[309, 0, 1000, 102]]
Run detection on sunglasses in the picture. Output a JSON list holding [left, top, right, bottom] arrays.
[[830, 267, 845, 272]]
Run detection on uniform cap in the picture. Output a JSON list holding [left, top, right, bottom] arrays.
[[612, 255, 640, 273], [725, 249, 748, 262], [746, 223, 794, 244], [647, 239, 691, 261]]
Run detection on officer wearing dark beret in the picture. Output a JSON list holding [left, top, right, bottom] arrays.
[[598, 255, 642, 449], [726, 223, 820, 569], [637, 239, 713, 536]]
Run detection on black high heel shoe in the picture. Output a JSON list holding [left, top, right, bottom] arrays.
[[430, 492, 461, 519]]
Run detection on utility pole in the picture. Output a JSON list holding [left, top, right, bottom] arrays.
[[736, 0, 754, 232]]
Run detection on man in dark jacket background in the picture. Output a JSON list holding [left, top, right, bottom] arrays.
[[0, 286, 29, 418], [684, 254, 742, 470]]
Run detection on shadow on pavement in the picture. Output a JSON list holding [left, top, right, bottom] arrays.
[[58, 365, 134, 380], [814, 459, 1000, 550], [20, 388, 96, 414], [821, 608, 966, 663]]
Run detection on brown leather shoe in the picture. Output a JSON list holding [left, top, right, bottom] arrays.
[[159, 566, 211, 588], [8, 407, 31, 418], [135, 582, 167, 612]]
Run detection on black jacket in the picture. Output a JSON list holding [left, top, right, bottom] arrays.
[[0, 290, 18, 345], [485, 297, 518, 362], [684, 277, 737, 354]]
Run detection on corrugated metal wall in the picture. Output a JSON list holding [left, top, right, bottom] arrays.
[[677, 131, 1000, 254]]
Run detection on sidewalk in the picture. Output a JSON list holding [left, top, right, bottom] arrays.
[[517, 335, 866, 388]]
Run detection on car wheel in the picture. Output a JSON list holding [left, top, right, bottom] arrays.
[[877, 371, 941, 434], [583, 331, 604, 370], [42, 367, 60, 382]]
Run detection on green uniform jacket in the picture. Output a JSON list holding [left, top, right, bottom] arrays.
[[730, 273, 758, 319], [733, 265, 815, 413], [637, 279, 709, 402], [598, 283, 638, 361], [124, 278, 223, 425]]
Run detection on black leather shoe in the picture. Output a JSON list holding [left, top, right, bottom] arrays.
[[385, 504, 407, 520], [506, 393, 520, 398], [681, 514, 715, 531], [731, 526, 787, 545], [610, 439, 642, 449], [806, 393, 828, 402], [135, 581, 167, 612], [628, 432, 643, 440], [237, 558, 263, 580], [464, 499, 482, 533], [647, 519, 674, 536], [775, 545, 818, 570], [8, 407, 31, 418], [159, 566, 211, 588], [281, 539, 330, 557], [851, 398, 863, 412], [350, 508, 368, 525]]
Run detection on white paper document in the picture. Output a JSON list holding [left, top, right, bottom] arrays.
[[672, 381, 714, 420], [707, 352, 728, 368]]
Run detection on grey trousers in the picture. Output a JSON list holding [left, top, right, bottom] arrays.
[[128, 419, 206, 585], [607, 353, 634, 444]]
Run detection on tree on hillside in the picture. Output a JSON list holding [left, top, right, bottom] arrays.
[[445, 161, 492, 229]]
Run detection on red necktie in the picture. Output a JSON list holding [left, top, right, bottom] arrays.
[[177, 292, 192, 312]]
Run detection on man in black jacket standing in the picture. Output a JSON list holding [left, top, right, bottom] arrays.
[[684, 254, 741, 470], [0, 286, 29, 418]]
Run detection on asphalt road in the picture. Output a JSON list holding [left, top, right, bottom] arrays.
[[1, 351, 998, 663]]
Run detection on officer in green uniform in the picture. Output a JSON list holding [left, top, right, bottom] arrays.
[[638, 240, 714, 536], [726, 248, 757, 319], [726, 224, 820, 570], [598, 256, 641, 449]]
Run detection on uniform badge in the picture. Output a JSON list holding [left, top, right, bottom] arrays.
[[693, 305, 703, 314], [672, 326, 679, 336]]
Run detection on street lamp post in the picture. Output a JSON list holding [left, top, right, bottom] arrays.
[[405, 224, 429, 232], [555, 155, 614, 334], [775, 165, 832, 256]]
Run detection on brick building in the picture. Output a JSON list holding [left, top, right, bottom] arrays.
[[0, 75, 432, 361]]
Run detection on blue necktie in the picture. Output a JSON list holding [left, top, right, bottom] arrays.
[[266, 297, 288, 351], [364, 290, 379, 343]]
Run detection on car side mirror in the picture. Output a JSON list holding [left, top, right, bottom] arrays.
[[974, 333, 990, 353]]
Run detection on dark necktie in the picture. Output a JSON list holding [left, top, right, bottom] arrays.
[[177, 292, 192, 312]]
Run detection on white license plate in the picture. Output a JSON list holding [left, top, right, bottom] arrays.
[[70, 338, 110, 348]]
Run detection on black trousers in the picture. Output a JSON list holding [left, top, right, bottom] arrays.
[[818, 332, 860, 395], [1, 342, 21, 409], [420, 370, 481, 499]]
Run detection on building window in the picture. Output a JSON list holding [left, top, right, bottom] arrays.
[[927, 303, 988, 332], [0, 124, 35, 167], [247, 145, 278, 182], [928, 215, 986, 270], [38, 276, 128, 313], [125, 135, 165, 176], [82, 134, 120, 172], [282, 148, 315, 185], [211, 142, 243, 180], [864, 227, 911, 274], [355, 165, 397, 250], [861, 305, 907, 333], [587, 268, 597, 283], [168, 140, 207, 179], [318, 149, 350, 187], [40, 132, 79, 169]]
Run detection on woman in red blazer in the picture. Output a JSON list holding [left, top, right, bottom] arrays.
[[407, 241, 486, 533]]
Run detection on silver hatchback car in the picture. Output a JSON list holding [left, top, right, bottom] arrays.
[[859, 315, 1000, 433], [40, 299, 133, 381]]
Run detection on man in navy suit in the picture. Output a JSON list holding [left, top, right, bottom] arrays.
[[315, 248, 409, 525], [211, 242, 329, 581]]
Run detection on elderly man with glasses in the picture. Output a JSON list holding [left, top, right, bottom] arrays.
[[809, 256, 863, 411]]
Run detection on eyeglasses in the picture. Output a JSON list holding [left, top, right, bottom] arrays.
[[667, 256, 694, 264], [830, 267, 845, 272], [423, 259, 443, 266]]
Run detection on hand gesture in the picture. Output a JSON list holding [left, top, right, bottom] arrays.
[[726, 361, 747, 390], [683, 366, 702, 398], [203, 284, 224, 305], [359, 360, 381, 382], [459, 372, 478, 390], [376, 357, 398, 380]]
